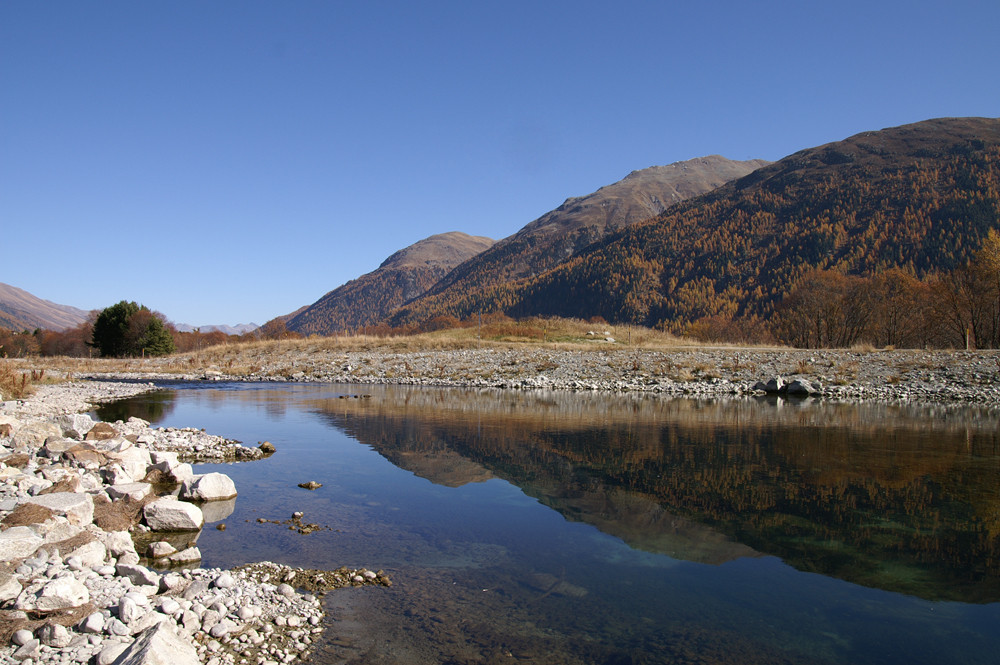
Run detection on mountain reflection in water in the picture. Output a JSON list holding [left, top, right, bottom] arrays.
[[306, 387, 1000, 602], [99, 383, 1000, 664]]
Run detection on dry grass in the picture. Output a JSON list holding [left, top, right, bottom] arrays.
[[0, 361, 41, 399]]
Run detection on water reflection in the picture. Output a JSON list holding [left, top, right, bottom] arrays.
[[101, 383, 1000, 664], [310, 388, 1000, 602]]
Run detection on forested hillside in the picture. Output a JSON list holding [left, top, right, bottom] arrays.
[[390, 156, 769, 326], [394, 118, 1000, 343]]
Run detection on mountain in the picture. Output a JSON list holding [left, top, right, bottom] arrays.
[[0, 282, 90, 331], [389, 156, 770, 325], [403, 117, 1000, 330], [172, 323, 260, 335], [286, 231, 496, 335]]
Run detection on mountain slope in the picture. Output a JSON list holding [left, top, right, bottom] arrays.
[[493, 117, 1000, 329], [287, 232, 496, 335], [0, 282, 90, 331], [390, 156, 769, 325]]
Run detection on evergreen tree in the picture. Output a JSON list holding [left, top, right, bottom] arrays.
[[91, 301, 175, 357]]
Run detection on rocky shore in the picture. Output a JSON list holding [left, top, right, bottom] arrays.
[[0, 381, 389, 665], [72, 346, 1000, 405]]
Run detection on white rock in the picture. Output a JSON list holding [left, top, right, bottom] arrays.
[[178, 473, 237, 502], [213, 573, 235, 589], [11, 421, 61, 448], [25, 491, 95, 526], [146, 541, 177, 559], [119, 596, 146, 625], [158, 598, 181, 616], [97, 641, 129, 665], [39, 622, 73, 647], [80, 612, 106, 634], [116, 563, 161, 588], [143, 497, 203, 531], [0, 525, 48, 561], [17, 575, 90, 611], [56, 413, 97, 439], [0, 572, 23, 602], [166, 547, 201, 564], [11, 629, 34, 646]]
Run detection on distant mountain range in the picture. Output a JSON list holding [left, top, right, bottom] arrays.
[[172, 323, 260, 335], [0, 282, 90, 332], [285, 231, 496, 335]]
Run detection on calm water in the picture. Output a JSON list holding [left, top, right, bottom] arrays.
[[97, 382, 1000, 665]]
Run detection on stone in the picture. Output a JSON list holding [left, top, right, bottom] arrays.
[[11, 629, 34, 646], [119, 595, 146, 624], [786, 378, 822, 395], [147, 541, 177, 558], [764, 376, 786, 394], [38, 622, 73, 648], [85, 422, 118, 441], [178, 472, 237, 501], [116, 563, 161, 588], [158, 598, 181, 616], [103, 464, 137, 485], [143, 497, 204, 531], [213, 572, 235, 589], [97, 641, 130, 665], [166, 547, 201, 564], [259, 441, 276, 454], [13, 638, 40, 660], [297, 481, 322, 490], [149, 451, 178, 466], [17, 575, 90, 611], [25, 491, 95, 526], [61, 535, 107, 568], [107, 482, 153, 502], [80, 612, 106, 634], [56, 413, 97, 440], [276, 583, 295, 598], [40, 437, 82, 460], [12, 421, 62, 449], [0, 572, 22, 602], [0, 526, 43, 561]]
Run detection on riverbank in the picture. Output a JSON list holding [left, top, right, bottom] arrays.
[[0, 381, 388, 665], [16, 345, 1000, 405]]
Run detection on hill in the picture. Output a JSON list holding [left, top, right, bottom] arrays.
[[286, 232, 496, 335], [390, 156, 770, 325], [0, 282, 90, 332], [398, 117, 1000, 331]]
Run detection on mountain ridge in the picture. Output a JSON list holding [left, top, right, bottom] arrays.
[[0, 282, 90, 332], [391, 156, 770, 325]]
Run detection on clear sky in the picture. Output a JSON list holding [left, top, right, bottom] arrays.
[[2, 1, 998, 327]]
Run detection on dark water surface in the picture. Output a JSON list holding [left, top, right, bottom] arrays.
[[98, 382, 1000, 664]]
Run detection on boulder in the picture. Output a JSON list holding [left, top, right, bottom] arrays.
[[144, 497, 204, 531], [17, 575, 90, 611], [165, 547, 201, 564], [0, 525, 43, 560], [0, 571, 22, 603], [85, 422, 119, 441], [786, 378, 823, 396], [179, 472, 237, 502], [107, 482, 153, 502], [56, 413, 96, 440], [25, 491, 95, 526], [764, 376, 786, 394], [116, 563, 161, 588], [12, 421, 62, 449], [40, 437, 83, 460], [39, 622, 73, 648], [109, 621, 200, 665]]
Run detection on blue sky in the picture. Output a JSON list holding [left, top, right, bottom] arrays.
[[2, 1, 998, 327]]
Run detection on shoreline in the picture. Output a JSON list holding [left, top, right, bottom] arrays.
[[31, 346, 1000, 406], [0, 381, 387, 665]]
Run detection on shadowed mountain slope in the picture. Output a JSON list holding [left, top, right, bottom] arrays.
[[286, 232, 495, 335]]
